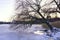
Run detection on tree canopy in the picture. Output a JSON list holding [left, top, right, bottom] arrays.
[[11, 0, 60, 33]]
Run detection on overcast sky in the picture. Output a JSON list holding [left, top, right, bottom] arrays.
[[0, 0, 14, 22], [0, 0, 60, 22]]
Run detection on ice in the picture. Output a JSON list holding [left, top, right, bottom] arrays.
[[0, 24, 12, 33], [0, 24, 60, 40]]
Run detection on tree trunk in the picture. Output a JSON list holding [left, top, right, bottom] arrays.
[[37, 12, 53, 32]]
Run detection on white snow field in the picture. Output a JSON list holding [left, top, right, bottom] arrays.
[[0, 24, 60, 40]]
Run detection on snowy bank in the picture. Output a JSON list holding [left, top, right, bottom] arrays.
[[0, 24, 60, 40]]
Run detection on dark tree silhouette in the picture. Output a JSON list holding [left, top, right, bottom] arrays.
[[10, 0, 60, 33], [10, 0, 54, 32]]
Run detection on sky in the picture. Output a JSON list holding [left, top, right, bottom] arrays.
[[0, 0, 60, 22], [0, 0, 14, 22]]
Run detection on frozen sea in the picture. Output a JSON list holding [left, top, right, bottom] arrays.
[[0, 24, 60, 40]]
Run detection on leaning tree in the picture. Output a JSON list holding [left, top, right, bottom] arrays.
[[10, 0, 60, 34]]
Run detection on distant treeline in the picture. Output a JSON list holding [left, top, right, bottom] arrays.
[[0, 18, 60, 24]]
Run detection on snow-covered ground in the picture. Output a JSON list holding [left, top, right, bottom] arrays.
[[0, 24, 60, 40]]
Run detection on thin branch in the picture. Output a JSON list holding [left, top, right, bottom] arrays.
[[39, 0, 42, 4], [28, 10, 37, 13], [41, 0, 54, 8], [16, 4, 22, 10], [26, 0, 37, 10], [35, 0, 42, 4], [53, 0, 60, 10]]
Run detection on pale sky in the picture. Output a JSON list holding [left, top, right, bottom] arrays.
[[0, 0, 14, 22], [0, 0, 60, 22]]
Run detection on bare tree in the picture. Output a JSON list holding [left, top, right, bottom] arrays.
[[11, 0, 55, 32], [45, 0, 60, 13], [42, 0, 60, 18], [10, 0, 60, 33]]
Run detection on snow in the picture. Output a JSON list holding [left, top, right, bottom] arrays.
[[0, 24, 12, 33], [0, 24, 60, 40]]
